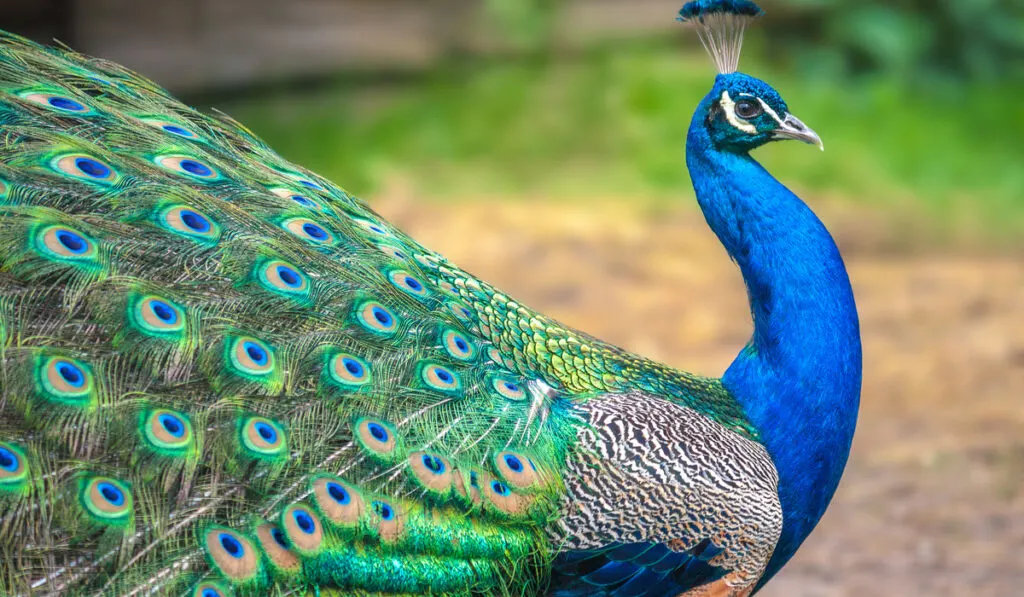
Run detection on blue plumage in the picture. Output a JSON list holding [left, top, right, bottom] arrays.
[[678, 0, 765, 21], [551, 541, 731, 597], [551, 5, 860, 595], [687, 72, 861, 589]]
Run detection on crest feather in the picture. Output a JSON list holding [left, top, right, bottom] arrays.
[[678, 0, 764, 74]]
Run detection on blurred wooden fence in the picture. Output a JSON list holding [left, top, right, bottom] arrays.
[[1, 0, 684, 90]]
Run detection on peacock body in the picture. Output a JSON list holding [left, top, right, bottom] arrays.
[[0, 2, 861, 596]]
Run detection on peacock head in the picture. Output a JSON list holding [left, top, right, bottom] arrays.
[[700, 72, 822, 153], [679, 0, 822, 153]]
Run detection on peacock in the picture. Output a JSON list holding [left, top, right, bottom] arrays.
[[0, 1, 862, 595]]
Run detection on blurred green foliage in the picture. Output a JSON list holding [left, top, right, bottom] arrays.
[[487, 0, 1024, 81], [483, 0, 560, 50], [767, 0, 1024, 81], [195, 0, 1024, 246], [219, 40, 1024, 241]]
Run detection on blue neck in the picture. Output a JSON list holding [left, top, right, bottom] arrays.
[[686, 97, 862, 590]]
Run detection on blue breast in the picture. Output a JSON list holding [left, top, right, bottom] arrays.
[[686, 82, 862, 591]]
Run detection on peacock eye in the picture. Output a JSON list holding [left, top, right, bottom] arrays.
[[735, 100, 762, 119]]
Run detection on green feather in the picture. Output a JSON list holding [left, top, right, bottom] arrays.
[[0, 26, 748, 596]]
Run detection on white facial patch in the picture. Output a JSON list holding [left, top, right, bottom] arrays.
[[719, 91, 757, 134], [751, 95, 785, 126]]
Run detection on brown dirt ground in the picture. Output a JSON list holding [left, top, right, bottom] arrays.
[[375, 195, 1024, 597]]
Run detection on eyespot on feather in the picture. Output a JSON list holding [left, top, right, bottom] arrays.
[[138, 118, 199, 139], [80, 476, 133, 524], [353, 418, 401, 460], [141, 409, 193, 453], [274, 169, 325, 191], [239, 416, 287, 458], [446, 300, 474, 322], [154, 154, 220, 181], [255, 523, 300, 572], [226, 336, 275, 377], [375, 242, 409, 261], [21, 91, 93, 114], [74, 69, 121, 90], [327, 352, 371, 387], [269, 187, 324, 210], [493, 451, 542, 489], [491, 376, 526, 401], [192, 580, 233, 597], [355, 300, 398, 335], [483, 476, 533, 517], [310, 475, 364, 527], [51, 154, 118, 183], [419, 363, 461, 394], [281, 217, 334, 245], [414, 253, 444, 270], [37, 355, 95, 407], [256, 260, 309, 297], [387, 269, 429, 299], [408, 451, 453, 493], [157, 205, 221, 243], [370, 499, 405, 542], [35, 225, 98, 261], [202, 526, 261, 582], [281, 503, 324, 554], [130, 295, 186, 336], [353, 219, 392, 237], [441, 329, 476, 361], [442, 329, 475, 360], [0, 442, 29, 490]]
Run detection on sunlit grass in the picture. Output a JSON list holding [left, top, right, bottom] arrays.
[[211, 41, 1024, 241]]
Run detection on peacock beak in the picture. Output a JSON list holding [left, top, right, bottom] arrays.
[[772, 113, 823, 151]]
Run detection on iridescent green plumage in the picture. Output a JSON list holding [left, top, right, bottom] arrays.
[[0, 27, 760, 597]]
